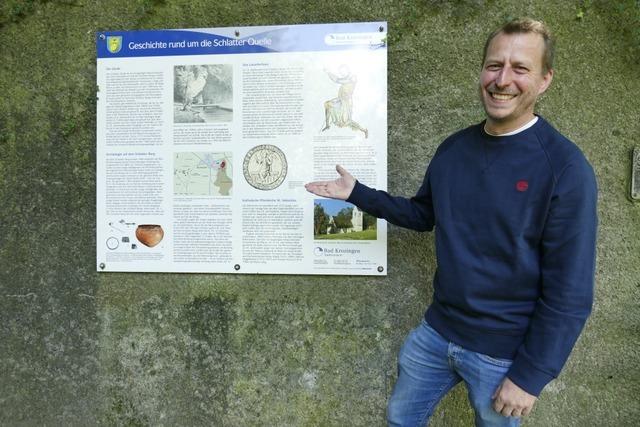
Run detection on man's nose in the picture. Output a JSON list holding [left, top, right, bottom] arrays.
[[495, 67, 513, 88]]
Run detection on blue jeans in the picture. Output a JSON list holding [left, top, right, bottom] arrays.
[[388, 319, 520, 427]]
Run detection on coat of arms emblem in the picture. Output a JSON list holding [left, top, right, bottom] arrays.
[[106, 36, 122, 54]]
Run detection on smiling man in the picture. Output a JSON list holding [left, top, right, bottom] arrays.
[[305, 18, 598, 427], [480, 24, 553, 135]]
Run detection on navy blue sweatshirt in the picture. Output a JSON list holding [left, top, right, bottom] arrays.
[[348, 117, 597, 396]]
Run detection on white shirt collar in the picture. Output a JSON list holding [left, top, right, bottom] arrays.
[[485, 116, 539, 137]]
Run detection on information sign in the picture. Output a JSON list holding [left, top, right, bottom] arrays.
[[96, 22, 388, 274]]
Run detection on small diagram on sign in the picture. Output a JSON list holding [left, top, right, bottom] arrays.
[[105, 219, 165, 250], [174, 152, 233, 196], [106, 219, 136, 250], [243, 144, 287, 190], [106, 237, 119, 250]]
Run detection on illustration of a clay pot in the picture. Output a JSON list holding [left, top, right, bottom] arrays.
[[135, 224, 164, 247]]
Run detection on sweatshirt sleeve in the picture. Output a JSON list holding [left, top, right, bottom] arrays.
[[507, 157, 598, 396], [346, 165, 435, 232]]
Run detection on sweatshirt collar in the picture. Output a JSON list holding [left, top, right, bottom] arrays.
[[480, 115, 544, 144], [484, 116, 539, 136]]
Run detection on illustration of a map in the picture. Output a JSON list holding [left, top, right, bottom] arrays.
[[174, 152, 233, 196]]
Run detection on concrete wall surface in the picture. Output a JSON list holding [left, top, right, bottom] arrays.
[[1, 0, 638, 425]]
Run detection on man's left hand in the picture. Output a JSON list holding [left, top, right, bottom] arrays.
[[492, 377, 537, 417]]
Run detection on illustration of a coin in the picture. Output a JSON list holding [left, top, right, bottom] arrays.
[[243, 144, 287, 190]]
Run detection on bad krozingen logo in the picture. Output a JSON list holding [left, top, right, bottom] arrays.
[[106, 36, 122, 54]]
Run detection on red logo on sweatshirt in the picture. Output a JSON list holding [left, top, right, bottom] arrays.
[[516, 180, 529, 192]]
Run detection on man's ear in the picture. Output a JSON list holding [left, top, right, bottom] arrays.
[[538, 69, 554, 95]]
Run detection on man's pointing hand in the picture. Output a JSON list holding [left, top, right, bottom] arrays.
[[305, 165, 356, 200]]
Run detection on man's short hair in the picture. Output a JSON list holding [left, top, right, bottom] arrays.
[[482, 18, 555, 74]]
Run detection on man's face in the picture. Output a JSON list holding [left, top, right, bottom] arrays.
[[479, 31, 553, 133]]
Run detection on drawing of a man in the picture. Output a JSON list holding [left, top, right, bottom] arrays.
[[322, 65, 368, 138]]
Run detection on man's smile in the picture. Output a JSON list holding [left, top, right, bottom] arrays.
[[489, 91, 517, 101]]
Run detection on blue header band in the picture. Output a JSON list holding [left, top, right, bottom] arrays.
[[97, 22, 387, 58]]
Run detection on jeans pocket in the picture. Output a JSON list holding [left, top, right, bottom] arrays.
[[476, 352, 513, 368]]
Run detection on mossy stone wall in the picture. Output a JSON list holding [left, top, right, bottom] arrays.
[[1, 0, 638, 425]]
